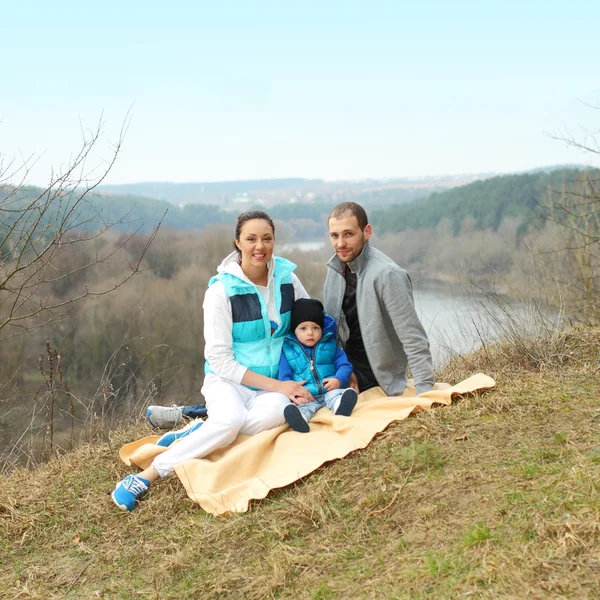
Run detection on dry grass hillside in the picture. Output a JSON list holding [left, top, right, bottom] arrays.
[[1, 328, 599, 599]]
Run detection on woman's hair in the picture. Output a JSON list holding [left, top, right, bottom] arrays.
[[329, 202, 369, 230], [234, 210, 276, 255]]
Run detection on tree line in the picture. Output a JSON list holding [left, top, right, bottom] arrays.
[[6, 168, 591, 239], [370, 169, 592, 237]]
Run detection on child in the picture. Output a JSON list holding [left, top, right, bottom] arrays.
[[279, 298, 358, 433]]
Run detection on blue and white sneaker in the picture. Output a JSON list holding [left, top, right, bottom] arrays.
[[112, 474, 150, 511], [156, 419, 204, 448]]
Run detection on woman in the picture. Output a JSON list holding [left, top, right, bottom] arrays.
[[112, 210, 312, 511]]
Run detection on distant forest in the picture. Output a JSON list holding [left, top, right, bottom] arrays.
[[3, 168, 591, 243], [370, 169, 589, 237], [98, 175, 471, 208]]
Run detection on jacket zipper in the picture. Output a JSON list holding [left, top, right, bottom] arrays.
[[295, 339, 324, 396]]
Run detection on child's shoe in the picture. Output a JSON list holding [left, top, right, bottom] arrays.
[[335, 389, 358, 417], [284, 404, 310, 433], [112, 474, 150, 511], [156, 419, 203, 448]]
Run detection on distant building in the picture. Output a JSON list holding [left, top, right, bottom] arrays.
[[225, 194, 266, 212]]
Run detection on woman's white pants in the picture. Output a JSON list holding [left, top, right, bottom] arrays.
[[152, 374, 289, 477]]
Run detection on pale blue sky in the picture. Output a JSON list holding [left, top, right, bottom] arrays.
[[2, 0, 599, 184]]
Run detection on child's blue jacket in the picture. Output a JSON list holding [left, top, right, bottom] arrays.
[[278, 314, 353, 397]]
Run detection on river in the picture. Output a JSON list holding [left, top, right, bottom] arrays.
[[415, 280, 558, 368], [414, 282, 486, 368]]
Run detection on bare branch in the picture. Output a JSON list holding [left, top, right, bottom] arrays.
[[0, 113, 161, 339]]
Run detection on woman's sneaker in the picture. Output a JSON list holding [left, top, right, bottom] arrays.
[[112, 474, 150, 512], [156, 419, 203, 448], [284, 404, 310, 433], [146, 405, 185, 429], [335, 389, 358, 417]]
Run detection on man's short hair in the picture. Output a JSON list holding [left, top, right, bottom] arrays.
[[329, 202, 369, 230]]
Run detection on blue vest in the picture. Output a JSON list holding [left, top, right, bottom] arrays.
[[281, 316, 338, 397], [204, 257, 296, 383]]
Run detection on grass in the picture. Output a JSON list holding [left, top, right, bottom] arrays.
[[1, 328, 599, 599]]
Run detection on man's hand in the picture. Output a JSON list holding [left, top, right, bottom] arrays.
[[323, 377, 341, 391], [348, 372, 359, 393]]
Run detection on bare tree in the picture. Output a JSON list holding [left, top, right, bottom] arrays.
[[540, 171, 599, 322], [539, 115, 600, 323], [0, 116, 162, 340]]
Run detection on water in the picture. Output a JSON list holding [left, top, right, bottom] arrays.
[[414, 284, 481, 367], [414, 282, 556, 368], [279, 240, 326, 253]]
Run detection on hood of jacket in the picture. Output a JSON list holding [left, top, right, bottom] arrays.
[[214, 251, 296, 287]]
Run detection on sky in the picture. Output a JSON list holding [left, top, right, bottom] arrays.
[[2, 0, 599, 185]]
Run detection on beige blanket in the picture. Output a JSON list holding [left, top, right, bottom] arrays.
[[119, 374, 495, 515]]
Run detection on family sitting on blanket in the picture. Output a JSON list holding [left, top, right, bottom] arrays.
[[113, 202, 435, 511]]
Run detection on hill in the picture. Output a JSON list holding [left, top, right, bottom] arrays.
[[98, 178, 325, 206], [370, 168, 591, 236], [524, 163, 588, 174], [98, 174, 487, 208], [3, 167, 593, 240], [0, 185, 231, 235], [2, 327, 599, 599]]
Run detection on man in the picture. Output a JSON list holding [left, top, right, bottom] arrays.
[[147, 201, 434, 428], [324, 201, 434, 397]]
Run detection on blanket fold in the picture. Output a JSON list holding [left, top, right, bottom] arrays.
[[119, 373, 495, 515]]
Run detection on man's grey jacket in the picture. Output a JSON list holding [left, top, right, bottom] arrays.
[[323, 241, 435, 396]]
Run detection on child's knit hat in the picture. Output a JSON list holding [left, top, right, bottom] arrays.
[[291, 298, 325, 331]]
